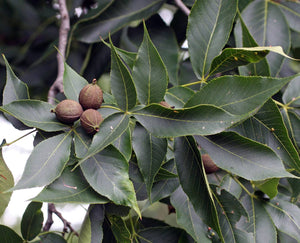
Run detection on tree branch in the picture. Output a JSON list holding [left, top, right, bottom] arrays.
[[44, 0, 75, 237], [174, 0, 191, 16], [47, 0, 70, 104], [43, 203, 79, 236]]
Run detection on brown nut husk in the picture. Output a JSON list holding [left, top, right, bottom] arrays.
[[80, 109, 103, 135], [202, 154, 219, 174], [52, 99, 83, 124], [160, 101, 172, 108], [79, 79, 103, 110]]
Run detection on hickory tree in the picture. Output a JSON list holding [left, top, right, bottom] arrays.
[[0, 0, 300, 242]]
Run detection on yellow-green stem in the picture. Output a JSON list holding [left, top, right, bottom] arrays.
[[2, 129, 36, 147]]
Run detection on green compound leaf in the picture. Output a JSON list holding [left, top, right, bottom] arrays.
[[185, 75, 298, 116], [253, 178, 279, 200], [236, 1, 291, 76], [196, 132, 296, 181], [240, 195, 277, 243], [79, 205, 105, 243], [2, 54, 30, 130], [74, 0, 165, 43], [133, 104, 244, 137], [110, 36, 137, 111], [12, 132, 72, 190], [80, 145, 140, 217], [211, 186, 253, 243], [2, 54, 29, 104], [113, 127, 132, 162], [77, 113, 130, 167], [0, 100, 70, 132], [39, 233, 67, 243], [108, 215, 131, 243], [0, 141, 14, 217], [264, 198, 300, 241], [175, 136, 223, 242], [170, 186, 211, 243], [230, 99, 300, 173], [187, 0, 237, 79], [209, 47, 269, 76], [63, 62, 88, 101], [283, 76, 300, 108], [164, 86, 195, 108], [32, 167, 108, 204], [21, 202, 43, 241], [234, 14, 270, 76], [0, 225, 23, 243], [132, 22, 168, 105], [132, 124, 167, 200]]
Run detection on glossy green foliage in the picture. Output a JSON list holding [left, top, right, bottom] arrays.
[[21, 202, 43, 241]]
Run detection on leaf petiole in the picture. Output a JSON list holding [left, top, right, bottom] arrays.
[[232, 176, 258, 199], [181, 79, 207, 87], [1, 129, 36, 147]]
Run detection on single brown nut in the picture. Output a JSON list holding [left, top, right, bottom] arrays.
[[79, 79, 103, 110], [202, 154, 219, 174], [51, 99, 83, 124], [80, 109, 104, 135]]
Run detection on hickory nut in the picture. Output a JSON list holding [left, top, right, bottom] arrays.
[[79, 79, 103, 110], [80, 109, 103, 135], [202, 154, 219, 174], [52, 99, 83, 124]]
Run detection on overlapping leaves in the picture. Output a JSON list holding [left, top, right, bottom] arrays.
[[187, 0, 238, 79], [235, 0, 290, 77], [74, 0, 165, 43], [1, 4, 300, 242]]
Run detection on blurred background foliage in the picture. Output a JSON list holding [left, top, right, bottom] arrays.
[[1, 0, 298, 104]]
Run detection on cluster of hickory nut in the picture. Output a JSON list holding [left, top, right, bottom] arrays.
[[51, 79, 104, 135]]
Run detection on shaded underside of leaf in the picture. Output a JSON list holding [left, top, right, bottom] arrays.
[[282, 76, 300, 108], [276, 1, 300, 32], [239, 195, 277, 243], [212, 186, 253, 243], [264, 198, 300, 241], [79, 204, 105, 243], [170, 186, 211, 243], [234, 14, 270, 76]]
